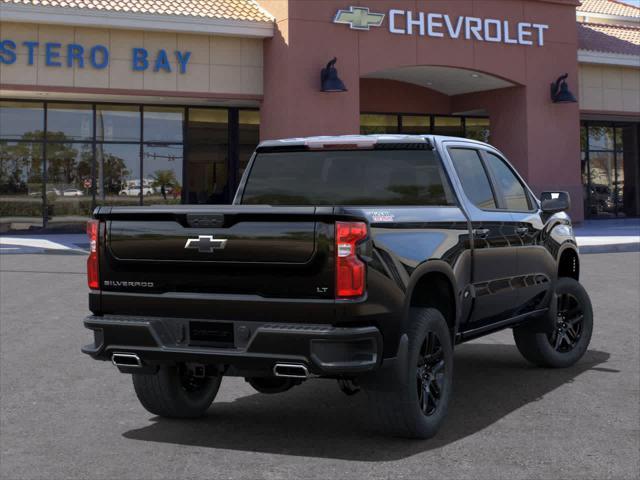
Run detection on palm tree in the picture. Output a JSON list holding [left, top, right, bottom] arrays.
[[151, 170, 179, 201]]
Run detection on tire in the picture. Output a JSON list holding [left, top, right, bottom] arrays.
[[132, 365, 222, 418], [514, 277, 593, 368], [366, 308, 454, 439]]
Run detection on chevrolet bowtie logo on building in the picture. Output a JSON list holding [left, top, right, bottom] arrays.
[[184, 235, 228, 253], [334, 6, 385, 31]]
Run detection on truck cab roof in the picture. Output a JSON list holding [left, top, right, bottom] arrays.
[[256, 134, 490, 150]]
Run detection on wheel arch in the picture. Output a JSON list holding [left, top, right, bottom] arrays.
[[557, 244, 580, 281], [404, 260, 460, 343]]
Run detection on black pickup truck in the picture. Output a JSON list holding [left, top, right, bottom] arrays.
[[82, 135, 593, 439]]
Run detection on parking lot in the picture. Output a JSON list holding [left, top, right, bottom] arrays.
[[1, 251, 638, 480]]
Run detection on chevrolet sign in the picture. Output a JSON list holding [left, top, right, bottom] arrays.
[[334, 6, 385, 31], [334, 6, 549, 47]]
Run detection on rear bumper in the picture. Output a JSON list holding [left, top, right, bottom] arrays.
[[82, 315, 382, 377]]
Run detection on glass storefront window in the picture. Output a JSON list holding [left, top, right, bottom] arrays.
[[239, 110, 260, 184], [588, 126, 614, 151], [582, 121, 639, 218], [401, 115, 430, 135], [0, 101, 44, 140], [47, 103, 93, 141], [143, 144, 183, 205], [96, 143, 141, 206], [96, 105, 140, 142], [433, 116, 463, 137], [587, 151, 616, 217], [0, 141, 44, 228], [186, 108, 229, 204], [465, 118, 491, 143], [46, 143, 94, 225], [361, 114, 399, 134], [143, 107, 183, 143], [0, 100, 264, 229]]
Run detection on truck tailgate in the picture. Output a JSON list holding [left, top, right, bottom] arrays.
[[95, 205, 336, 304]]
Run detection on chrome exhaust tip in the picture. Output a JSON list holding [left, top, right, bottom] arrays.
[[112, 352, 142, 368], [273, 363, 309, 379]]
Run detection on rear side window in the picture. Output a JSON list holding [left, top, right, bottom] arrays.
[[483, 153, 531, 211], [448, 148, 497, 209], [241, 150, 455, 206]]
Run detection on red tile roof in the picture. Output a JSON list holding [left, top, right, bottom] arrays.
[[1, 0, 274, 22], [578, 0, 640, 18], [578, 22, 640, 55]]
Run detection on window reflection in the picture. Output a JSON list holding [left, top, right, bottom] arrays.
[[96, 105, 140, 142], [47, 103, 93, 141], [465, 118, 491, 143], [186, 108, 228, 204], [144, 144, 183, 205], [0, 101, 44, 140], [0, 141, 44, 228], [238, 110, 260, 186], [433, 116, 463, 137], [143, 107, 183, 143], [47, 143, 94, 225], [401, 115, 430, 135], [361, 114, 399, 134], [96, 143, 141, 206]]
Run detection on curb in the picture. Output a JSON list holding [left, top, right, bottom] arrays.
[[579, 243, 640, 254]]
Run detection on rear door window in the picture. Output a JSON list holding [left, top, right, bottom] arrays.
[[448, 148, 497, 209], [241, 150, 455, 206], [483, 152, 531, 211]]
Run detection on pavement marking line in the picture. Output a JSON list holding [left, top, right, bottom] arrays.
[[576, 236, 640, 246], [0, 237, 71, 250]]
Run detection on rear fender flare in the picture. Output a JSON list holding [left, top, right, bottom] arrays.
[[401, 260, 461, 340]]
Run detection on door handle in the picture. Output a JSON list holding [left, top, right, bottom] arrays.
[[473, 228, 490, 239], [516, 227, 529, 236]]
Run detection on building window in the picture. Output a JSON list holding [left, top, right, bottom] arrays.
[[361, 114, 400, 134], [360, 113, 490, 141], [433, 116, 463, 137], [186, 108, 229, 204], [238, 110, 261, 183], [0, 100, 261, 231], [0, 140, 44, 229], [582, 121, 639, 218]]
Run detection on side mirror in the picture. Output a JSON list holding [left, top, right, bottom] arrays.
[[540, 191, 571, 213]]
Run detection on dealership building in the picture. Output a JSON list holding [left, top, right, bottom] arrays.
[[0, 0, 638, 231]]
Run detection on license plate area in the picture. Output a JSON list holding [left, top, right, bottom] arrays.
[[189, 321, 235, 348]]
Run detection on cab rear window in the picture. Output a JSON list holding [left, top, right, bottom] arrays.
[[240, 150, 456, 206]]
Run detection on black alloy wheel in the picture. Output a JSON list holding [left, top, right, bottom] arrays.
[[416, 331, 446, 416], [549, 293, 584, 353]]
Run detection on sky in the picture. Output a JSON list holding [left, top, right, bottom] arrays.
[[617, 0, 640, 7]]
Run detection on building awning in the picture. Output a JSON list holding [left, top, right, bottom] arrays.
[[0, 0, 275, 37]]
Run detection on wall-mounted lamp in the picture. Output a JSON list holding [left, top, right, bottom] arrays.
[[321, 57, 347, 92], [550, 73, 577, 104]]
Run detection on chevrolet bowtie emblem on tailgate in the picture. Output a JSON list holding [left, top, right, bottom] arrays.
[[334, 6, 385, 31], [184, 235, 228, 253]]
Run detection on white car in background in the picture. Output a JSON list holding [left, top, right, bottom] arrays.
[[119, 186, 154, 196], [62, 188, 85, 197]]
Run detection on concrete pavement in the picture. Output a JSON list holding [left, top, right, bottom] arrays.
[[0, 252, 638, 479]]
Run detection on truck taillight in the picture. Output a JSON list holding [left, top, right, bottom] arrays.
[[87, 220, 99, 290], [335, 221, 367, 298]]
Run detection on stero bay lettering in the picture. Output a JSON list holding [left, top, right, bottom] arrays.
[[0, 40, 192, 73]]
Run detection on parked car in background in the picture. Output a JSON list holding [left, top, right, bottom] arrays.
[[29, 188, 61, 197], [119, 186, 154, 196], [62, 188, 85, 197]]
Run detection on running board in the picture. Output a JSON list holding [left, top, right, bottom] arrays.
[[456, 308, 549, 342]]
